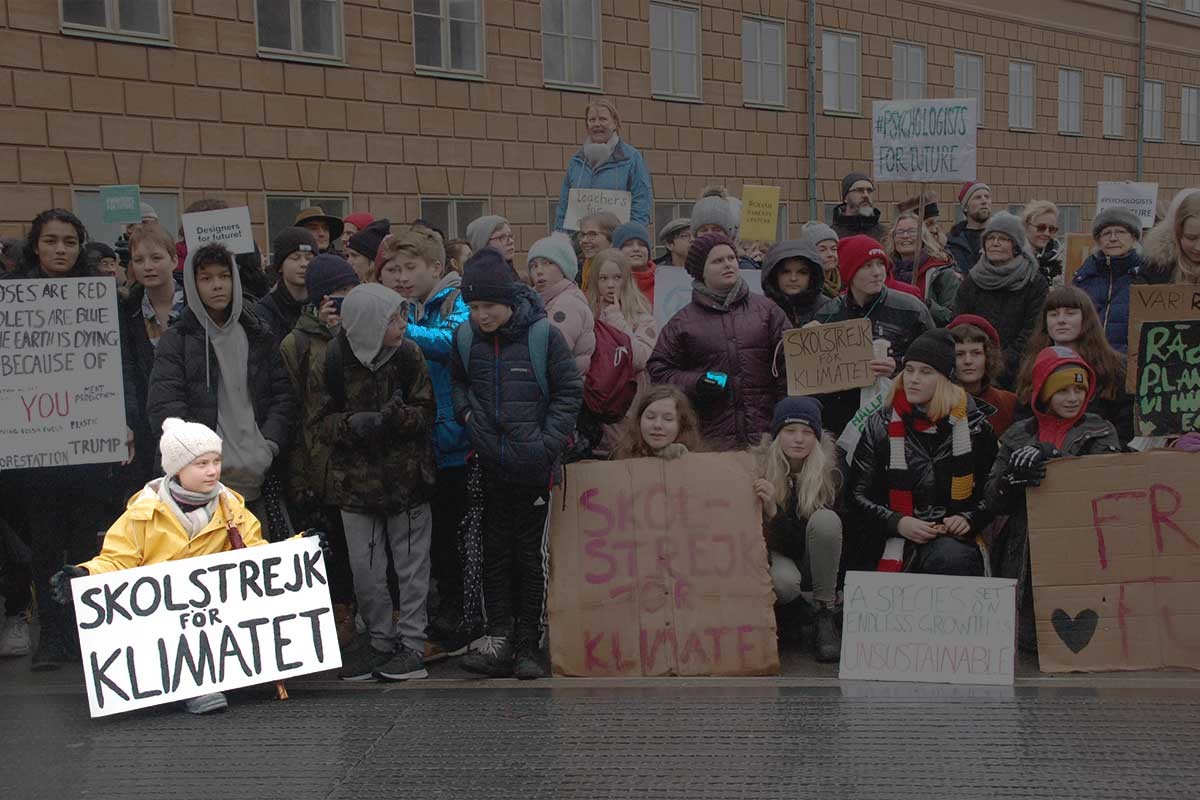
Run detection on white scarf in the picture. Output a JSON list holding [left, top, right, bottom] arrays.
[[582, 133, 619, 168]]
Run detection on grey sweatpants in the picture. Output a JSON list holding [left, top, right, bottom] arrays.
[[341, 504, 432, 653], [769, 508, 843, 606]]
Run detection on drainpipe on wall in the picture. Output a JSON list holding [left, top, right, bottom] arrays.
[[807, 0, 818, 220], [1136, 0, 1148, 180]]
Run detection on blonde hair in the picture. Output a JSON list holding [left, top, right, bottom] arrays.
[[128, 222, 175, 258], [754, 431, 839, 519], [585, 248, 651, 327], [888, 371, 966, 422], [585, 98, 621, 133], [883, 212, 948, 262], [378, 225, 443, 273], [1173, 192, 1200, 244], [1021, 200, 1059, 229]]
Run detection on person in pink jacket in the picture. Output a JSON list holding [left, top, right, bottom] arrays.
[[528, 233, 596, 375], [584, 248, 658, 451]]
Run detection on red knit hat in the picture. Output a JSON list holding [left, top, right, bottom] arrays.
[[957, 181, 990, 209], [684, 232, 738, 280], [947, 313, 1000, 347], [344, 212, 375, 231], [836, 234, 889, 288]]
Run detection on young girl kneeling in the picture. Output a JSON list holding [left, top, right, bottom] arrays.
[[611, 386, 701, 460]]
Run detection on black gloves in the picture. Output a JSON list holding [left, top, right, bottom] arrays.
[[50, 565, 88, 605], [696, 372, 728, 405], [301, 529, 333, 562], [347, 411, 385, 439], [1007, 443, 1060, 487]]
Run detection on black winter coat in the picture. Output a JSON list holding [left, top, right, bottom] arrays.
[[254, 284, 306, 349], [946, 221, 982, 274], [847, 399, 997, 571], [146, 307, 295, 448], [952, 267, 1049, 389], [120, 282, 184, 484], [831, 205, 886, 242], [450, 285, 583, 486]]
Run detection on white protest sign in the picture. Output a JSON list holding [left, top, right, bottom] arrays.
[[1096, 181, 1158, 229], [652, 266, 763, 329], [0, 278, 126, 469], [182, 206, 256, 255], [872, 98, 978, 183], [72, 537, 340, 717], [562, 188, 632, 231], [839, 570, 1017, 686]]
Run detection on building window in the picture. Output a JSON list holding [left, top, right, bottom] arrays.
[[62, 0, 172, 43], [742, 17, 785, 108], [1058, 205, 1083, 235], [1057, 68, 1082, 135], [413, 0, 484, 77], [822, 31, 860, 114], [823, 203, 841, 225], [256, 0, 342, 62], [542, 0, 600, 89], [1103, 74, 1124, 138], [892, 42, 925, 100], [1183, 87, 1200, 144], [419, 198, 487, 241], [1143, 80, 1164, 142], [266, 195, 349, 251], [652, 200, 688, 259], [650, 2, 700, 101], [1187, 0, 1200, 13], [954, 52, 984, 126], [1008, 60, 1035, 131], [73, 189, 180, 249]]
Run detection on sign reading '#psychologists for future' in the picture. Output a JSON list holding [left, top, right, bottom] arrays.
[[1027, 451, 1200, 673], [784, 319, 875, 396], [181, 205, 256, 255], [1135, 320, 1200, 437], [1097, 181, 1158, 229], [561, 188, 632, 231], [839, 571, 1017, 686], [0, 278, 127, 470], [872, 98, 978, 182], [547, 452, 779, 677], [72, 537, 340, 717], [100, 184, 142, 225]]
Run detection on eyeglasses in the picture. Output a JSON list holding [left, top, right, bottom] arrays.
[[894, 229, 917, 239], [1100, 228, 1131, 239], [489, 232, 515, 244], [1034, 224, 1060, 234]]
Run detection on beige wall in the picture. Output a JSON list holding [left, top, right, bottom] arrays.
[[0, 0, 1198, 253]]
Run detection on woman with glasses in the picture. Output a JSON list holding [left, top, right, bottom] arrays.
[[465, 215, 518, 276], [882, 212, 958, 324], [1072, 208, 1150, 353], [1021, 201, 1064, 284]]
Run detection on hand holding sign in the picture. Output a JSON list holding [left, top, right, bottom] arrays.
[[783, 319, 876, 395]]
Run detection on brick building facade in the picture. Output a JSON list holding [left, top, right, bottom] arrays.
[[1, 0, 1199, 259]]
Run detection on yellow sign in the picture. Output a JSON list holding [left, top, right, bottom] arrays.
[[738, 185, 781, 242]]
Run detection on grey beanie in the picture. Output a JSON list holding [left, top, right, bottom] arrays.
[[1091, 207, 1143, 241], [690, 196, 738, 235], [801, 222, 838, 246], [465, 214, 510, 254], [983, 211, 1030, 255]]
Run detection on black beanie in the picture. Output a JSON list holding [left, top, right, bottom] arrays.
[[305, 253, 360, 307], [842, 171, 873, 199], [684, 232, 738, 280], [348, 218, 391, 261], [904, 329, 957, 379], [771, 396, 824, 438], [461, 247, 518, 306], [272, 227, 318, 272]]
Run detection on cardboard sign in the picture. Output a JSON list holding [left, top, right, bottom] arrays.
[[181, 206, 256, 255], [100, 184, 142, 224], [1097, 181, 1158, 229], [1063, 233, 1092, 285], [1135, 320, 1200, 437], [547, 452, 779, 677], [871, 98, 978, 182], [738, 185, 782, 242], [1026, 451, 1200, 673], [0, 278, 127, 469], [1126, 283, 1200, 393], [839, 571, 1017, 686], [562, 188, 632, 231], [783, 319, 875, 396], [652, 266, 764, 329], [72, 537, 340, 717]]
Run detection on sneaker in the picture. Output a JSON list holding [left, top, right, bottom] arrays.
[[338, 644, 392, 681], [0, 616, 31, 657], [374, 646, 429, 682], [814, 605, 841, 664], [426, 628, 472, 662], [183, 692, 228, 715], [513, 648, 546, 681], [459, 635, 514, 678], [30, 626, 70, 672]]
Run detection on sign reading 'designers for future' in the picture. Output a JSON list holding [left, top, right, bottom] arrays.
[[872, 98, 978, 183], [181, 206, 256, 256]]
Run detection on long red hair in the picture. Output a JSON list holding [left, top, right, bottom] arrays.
[[1015, 286, 1126, 403]]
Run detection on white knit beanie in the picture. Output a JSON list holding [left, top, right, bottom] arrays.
[[160, 417, 223, 478]]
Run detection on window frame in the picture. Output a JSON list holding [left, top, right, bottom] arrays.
[[1007, 60, 1036, 132], [1103, 73, 1125, 139], [1183, 86, 1200, 145], [953, 50, 985, 128], [412, 0, 487, 80], [1186, 0, 1200, 15], [255, 0, 345, 65], [821, 29, 861, 116], [60, 0, 174, 46], [892, 41, 926, 101], [1057, 68, 1082, 136], [649, 1, 702, 102], [265, 194, 351, 255], [419, 197, 490, 241], [1058, 204, 1083, 235], [741, 15, 787, 110], [540, 0, 602, 92], [72, 188, 182, 248], [1143, 79, 1164, 142]]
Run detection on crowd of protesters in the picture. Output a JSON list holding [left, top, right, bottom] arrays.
[[2, 98, 1199, 711]]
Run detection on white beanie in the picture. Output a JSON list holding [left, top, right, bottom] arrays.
[[160, 417, 223, 477]]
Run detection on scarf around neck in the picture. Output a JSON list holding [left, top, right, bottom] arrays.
[[582, 134, 619, 168], [157, 478, 222, 539], [693, 276, 746, 310], [886, 385, 974, 518], [823, 267, 842, 298], [969, 252, 1037, 292]]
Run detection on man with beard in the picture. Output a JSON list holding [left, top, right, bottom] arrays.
[[948, 181, 992, 273], [831, 172, 886, 242]]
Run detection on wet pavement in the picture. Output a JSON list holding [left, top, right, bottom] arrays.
[[3, 648, 1200, 799]]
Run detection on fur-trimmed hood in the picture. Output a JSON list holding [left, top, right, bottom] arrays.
[[1141, 188, 1200, 283]]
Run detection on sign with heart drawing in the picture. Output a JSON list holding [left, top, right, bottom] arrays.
[[1026, 451, 1200, 673]]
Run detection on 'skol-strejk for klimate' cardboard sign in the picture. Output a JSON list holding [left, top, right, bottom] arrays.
[[547, 452, 779, 677], [1125, 283, 1200, 396], [561, 188, 632, 231], [871, 97, 978, 182], [738, 185, 782, 242], [839, 571, 1017, 686], [0, 278, 127, 469], [1026, 451, 1200, 673], [1134, 320, 1200, 437], [73, 537, 340, 717], [784, 319, 875, 396], [652, 266, 764, 329], [1096, 181, 1158, 229], [181, 206, 256, 256]]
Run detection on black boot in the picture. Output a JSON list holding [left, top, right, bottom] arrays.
[[814, 605, 841, 663], [31, 618, 71, 672], [775, 596, 814, 646]]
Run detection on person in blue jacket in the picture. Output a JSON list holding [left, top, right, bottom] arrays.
[[378, 224, 474, 657], [1072, 208, 1154, 353], [554, 99, 653, 230]]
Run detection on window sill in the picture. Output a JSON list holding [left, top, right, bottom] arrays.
[[414, 66, 488, 83], [1008, 125, 1037, 133], [544, 80, 603, 95], [1058, 130, 1083, 137], [258, 48, 345, 67], [1145, 136, 1165, 143], [823, 108, 863, 118], [744, 100, 788, 112], [1102, 133, 1125, 140], [62, 25, 174, 48], [651, 92, 703, 104], [1183, 139, 1200, 146]]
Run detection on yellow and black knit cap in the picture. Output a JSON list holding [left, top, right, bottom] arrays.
[[1039, 365, 1089, 403]]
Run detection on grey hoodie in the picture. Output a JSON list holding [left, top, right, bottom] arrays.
[[342, 283, 406, 371]]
